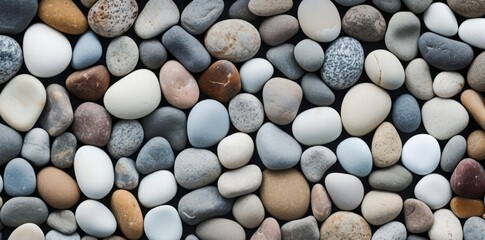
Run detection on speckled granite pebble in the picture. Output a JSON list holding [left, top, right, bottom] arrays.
[[228, 93, 265, 133], [88, 0, 138, 38], [106, 36, 139, 77], [0, 35, 23, 84], [342, 5, 386, 42], [174, 148, 221, 189]]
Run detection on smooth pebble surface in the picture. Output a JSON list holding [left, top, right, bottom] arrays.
[[2, 0, 485, 239]]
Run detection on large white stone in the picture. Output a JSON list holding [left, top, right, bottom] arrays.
[[75, 200, 117, 238], [423, 2, 458, 37], [144, 205, 183, 240], [428, 209, 463, 240], [8, 223, 44, 240], [217, 132, 254, 169], [138, 170, 177, 208], [240, 58, 274, 93], [459, 18, 485, 49], [292, 107, 342, 146], [74, 146, 114, 199], [298, 0, 341, 42], [402, 134, 441, 175], [365, 49, 405, 90], [414, 173, 452, 210], [422, 97, 469, 140]]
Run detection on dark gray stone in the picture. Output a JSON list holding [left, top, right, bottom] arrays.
[[47, 210, 78, 234], [392, 94, 421, 133], [0, 0, 38, 34], [0, 197, 48, 227], [368, 165, 413, 192], [441, 135, 467, 172], [46, 230, 81, 240], [464, 217, 485, 240], [51, 132, 77, 169], [228, 93, 264, 133], [174, 148, 221, 189], [115, 157, 139, 190], [301, 73, 335, 106], [266, 43, 304, 80], [333, 0, 366, 6], [187, 99, 230, 148], [108, 120, 144, 159], [419, 32, 474, 71], [4, 158, 36, 196], [181, 0, 224, 35], [139, 40, 167, 70], [229, 0, 257, 21], [39, 84, 74, 137], [0, 35, 22, 84], [0, 123, 22, 166], [21, 128, 50, 167], [281, 216, 319, 240], [373, 221, 407, 240], [372, 0, 401, 13], [300, 146, 337, 183], [141, 106, 187, 151], [135, 136, 174, 175]]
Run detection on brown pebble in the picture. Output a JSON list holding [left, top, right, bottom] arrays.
[[320, 211, 371, 240], [38, 0, 88, 35], [259, 14, 299, 46], [66, 65, 110, 101], [467, 52, 485, 92], [461, 89, 485, 130], [447, 0, 485, 18], [450, 196, 485, 218], [37, 166, 80, 209], [250, 217, 281, 240], [371, 122, 402, 168], [403, 198, 434, 233], [450, 158, 485, 198], [467, 130, 485, 161], [199, 60, 241, 103], [72, 102, 112, 147], [110, 190, 144, 240], [159, 61, 199, 109], [311, 184, 332, 222], [342, 5, 387, 42]]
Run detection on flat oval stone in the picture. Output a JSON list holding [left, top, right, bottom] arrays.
[[0, 35, 22, 84], [138, 170, 177, 208], [342, 5, 386, 42], [423, 2, 458, 37], [369, 165, 413, 192], [135, 137, 174, 174], [404, 199, 434, 233], [72, 102, 111, 146], [233, 194, 265, 229], [240, 58, 274, 93], [0, 0, 38, 34], [373, 221, 406, 240], [21, 127, 50, 167], [292, 107, 341, 146], [187, 99, 229, 148], [248, 0, 292, 16], [217, 132, 254, 169], [365, 49, 405, 90], [205, 19, 261, 63], [181, 0, 223, 35], [259, 14, 299, 46], [294, 39, 325, 72], [301, 146, 336, 183], [88, 0, 138, 38], [467, 130, 485, 160], [51, 132, 77, 169], [37, 166, 80, 209], [419, 32, 474, 71], [422, 97, 469, 140], [196, 218, 245, 240], [428, 209, 463, 240], [448, 0, 485, 17], [298, 0, 340, 42], [467, 52, 485, 92], [39, 84, 73, 137], [0, 197, 48, 227], [47, 210, 77, 234], [228, 93, 264, 133], [72, 31, 102, 70], [311, 184, 332, 221], [464, 217, 485, 240], [385, 12, 420, 61], [4, 158, 36, 196], [361, 190, 403, 226], [263, 77, 302, 125], [174, 148, 221, 189], [300, 73, 335, 106], [106, 36, 139, 77], [451, 196, 485, 218], [108, 120, 144, 159], [250, 217, 281, 240], [325, 173, 364, 211], [459, 18, 485, 49], [320, 212, 371, 240], [0, 123, 22, 166], [134, 0, 179, 39], [320, 37, 364, 90], [403, 0, 432, 13], [141, 106, 187, 151], [392, 94, 421, 134], [433, 71, 464, 98], [66, 65, 110, 102], [139, 40, 167, 70], [405, 58, 434, 100], [110, 190, 143, 239], [145, 205, 182, 240], [8, 223, 44, 240], [266, 44, 304, 81], [441, 135, 467, 172], [218, 164, 262, 198], [281, 216, 319, 240], [337, 137, 372, 177], [75, 200, 116, 238], [114, 157, 139, 190], [74, 145, 114, 199], [372, 122, 402, 168], [159, 60, 199, 109], [38, 0, 88, 35], [199, 60, 241, 103], [402, 134, 441, 175], [229, 0, 257, 21], [451, 158, 485, 198], [415, 173, 452, 209]]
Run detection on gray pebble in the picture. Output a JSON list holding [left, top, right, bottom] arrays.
[[228, 93, 264, 133], [263, 77, 302, 125], [174, 148, 221, 189], [21, 128, 50, 167], [135, 137, 174, 175], [181, 0, 224, 35], [464, 217, 485, 240], [407, 236, 429, 240], [301, 73, 335, 106], [108, 120, 144, 159], [187, 99, 230, 148], [368, 165, 413, 192], [301, 146, 337, 183], [229, 0, 257, 21], [0, 123, 22, 166], [402, 0, 433, 14], [372, 0, 401, 13], [333, 0, 366, 6], [106, 36, 139, 77], [294, 39, 325, 72], [419, 32, 474, 71], [392, 94, 421, 133], [46, 230, 81, 240], [141, 106, 187, 151], [405, 58, 434, 101], [385, 12, 421, 61], [115, 157, 139, 190], [51, 132, 77, 169], [441, 135, 467, 172], [372, 221, 406, 240], [71, 31, 102, 70], [139, 40, 167, 70], [0, 35, 23, 84], [0, 0, 38, 34], [266, 43, 304, 80], [39, 84, 73, 137], [259, 14, 299, 47], [4, 158, 36, 196], [281, 216, 319, 240], [0, 196, 48, 227], [47, 210, 78, 234], [134, 0, 179, 39]]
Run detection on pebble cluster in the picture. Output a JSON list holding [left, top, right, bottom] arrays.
[[1, 0, 485, 239]]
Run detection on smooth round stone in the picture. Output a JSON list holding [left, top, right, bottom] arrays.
[[4, 158, 36, 196], [39, 84, 73, 137], [428, 209, 463, 240], [110, 190, 143, 239], [134, 0, 179, 39], [162, 26, 211, 73], [451, 196, 485, 218], [38, 0, 87, 35], [229, 0, 257, 21], [174, 148, 221, 189], [141, 106, 187, 151], [248, 0, 292, 16], [294, 39, 324, 72], [404, 199, 434, 233], [448, 0, 485, 17], [66, 65, 110, 101], [187, 99, 229, 148], [403, 0, 433, 13], [217, 132, 254, 169], [0, 197, 48, 227], [0, 0, 38, 34], [402, 134, 441, 175], [136, 137, 174, 175], [0, 35, 22, 84], [361, 191, 403, 226], [138, 170, 177, 208], [240, 58, 274, 94], [0, 74, 46, 132], [320, 37, 364, 90], [422, 97, 469, 140], [72, 102, 111, 146], [107, 120, 144, 159], [342, 5, 386, 42], [178, 186, 234, 225], [365, 50, 405, 90], [373, 222, 407, 240], [462, 90, 485, 129], [115, 157, 139, 190], [372, 122, 402, 168], [250, 217, 281, 240], [464, 217, 485, 239], [8, 223, 44, 240], [45, 230, 80, 240], [405, 58, 434, 100], [459, 19, 485, 49], [145, 205, 182, 240], [468, 51, 485, 92], [159, 60, 199, 109], [301, 73, 335, 106], [266, 43, 304, 80], [415, 173, 452, 210], [433, 72, 464, 98], [467, 130, 485, 160], [228, 95, 263, 134], [106, 36, 138, 77], [205, 19, 261, 62], [263, 77, 302, 125], [372, 0, 401, 13], [337, 137, 372, 177], [232, 194, 265, 229], [311, 184, 332, 221], [423, 3, 458, 37], [71, 31, 102, 70], [325, 173, 364, 211], [301, 146, 336, 183], [139, 40, 167, 70], [441, 135, 467, 172], [75, 200, 116, 238], [0, 123, 22, 166], [37, 166, 80, 209], [320, 212, 371, 240], [419, 32, 474, 71], [218, 164, 262, 198], [199, 60, 241, 103], [196, 218, 245, 240], [451, 158, 485, 198], [181, 0, 223, 35], [47, 210, 77, 234], [298, 0, 340, 42], [74, 146, 114, 199], [341, 83, 391, 136], [260, 169, 310, 221], [256, 122, 302, 170], [50, 132, 76, 169], [281, 216, 319, 240], [23, 23, 71, 78], [292, 107, 342, 146], [385, 12, 420, 61], [259, 14, 299, 47], [369, 165, 413, 192], [392, 94, 421, 134], [88, 0, 137, 38], [21, 128, 50, 166]]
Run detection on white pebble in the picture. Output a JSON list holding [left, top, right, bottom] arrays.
[[138, 170, 177, 208], [144, 205, 183, 240], [217, 132, 254, 169], [240, 58, 274, 93], [75, 200, 117, 238], [459, 18, 485, 49], [414, 173, 452, 209], [402, 134, 441, 175], [292, 107, 342, 146], [423, 2, 458, 37], [74, 146, 114, 199]]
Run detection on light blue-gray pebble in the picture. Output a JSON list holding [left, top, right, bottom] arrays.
[[301, 73, 335, 106], [337, 137, 372, 177], [174, 148, 221, 189], [141, 106, 187, 151], [4, 158, 36, 196], [181, 0, 224, 35], [441, 135, 467, 172], [266, 43, 304, 80], [294, 39, 324, 72], [136, 137, 174, 175], [46, 230, 80, 240], [0, 35, 23, 84], [464, 217, 485, 240], [139, 40, 167, 70], [300, 146, 336, 182], [108, 120, 144, 159], [21, 128, 50, 167], [0, 123, 22, 166], [187, 99, 230, 148], [372, 221, 406, 240], [71, 31, 102, 70], [392, 94, 421, 133], [115, 157, 139, 190]]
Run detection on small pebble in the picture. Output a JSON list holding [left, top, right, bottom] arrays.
[[463, 217, 485, 240], [0, 197, 48, 227], [232, 194, 265, 229], [419, 32, 474, 71], [4, 158, 36, 196], [139, 40, 167, 70], [428, 209, 463, 240], [385, 12, 421, 61], [196, 218, 245, 240], [250, 218, 281, 240], [47, 210, 77, 234], [228, 93, 265, 133], [71, 31, 102, 70], [368, 165, 413, 192], [141, 106, 187, 151], [218, 164, 262, 198], [311, 184, 332, 222], [259, 14, 299, 47], [110, 190, 143, 239], [107, 120, 144, 159], [134, 0, 179, 39], [414, 173, 452, 210], [337, 137, 373, 177], [135, 137, 174, 175], [159, 60, 199, 109], [229, 0, 257, 21], [174, 148, 221, 190], [75, 200, 117, 238], [199, 60, 241, 103], [239, 58, 274, 94], [372, 221, 406, 240], [0, 35, 23, 84], [37, 166, 80, 209], [294, 39, 324, 72], [114, 157, 139, 190], [342, 5, 386, 42], [72, 102, 112, 147], [325, 173, 364, 211], [106, 36, 139, 77], [300, 146, 337, 183], [21, 128, 50, 166], [440, 135, 467, 172], [263, 77, 303, 125], [450, 196, 485, 218], [361, 190, 403, 225], [392, 94, 421, 133], [181, 0, 224, 35], [402, 0, 432, 13], [297, 0, 340, 42], [74, 145, 114, 199], [51, 132, 77, 169], [45, 230, 80, 240], [403, 198, 434, 233], [320, 212, 371, 239], [138, 170, 177, 208], [144, 205, 182, 240], [292, 107, 342, 146], [187, 99, 230, 148], [266, 43, 304, 80], [300, 73, 335, 106], [39, 84, 73, 137], [433, 71, 465, 98], [65, 65, 110, 102], [402, 134, 441, 175], [281, 216, 319, 240], [404, 58, 434, 100], [217, 132, 254, 169], [371, 122, 402, 168], [448, 0, 485, 17], [87, 0, 138, 38]]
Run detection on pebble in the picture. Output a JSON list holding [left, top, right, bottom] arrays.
[[71, 31, 102, 70], [262, 77, 302, 125], [134, 0, 179, 39], [407, 236, 428, 240], [292, 107, 342, 146], [0, 197, 48, 227], [139, 40, 167, 70], [259, 14, 299, 46], [74, 145, 114, 199], [459, 18, 485, 49], [178, 186, 234, 225], [403, 199, 434, 233], [75, 200, 117, 238], [104, 69, 161, 119], [107, 120, 144, 159], [423, 3, 458, 37], [141, 106, 187, 151], [72, 102, 112, 147], [404, 58, 434, 100], [372, 221, 407, 240], [250, 217, 281, 240], [138, 170, 177, 208], [37, 166, 80, 209], [239, 58, 274, 93], [232, 194, 265, 229], [372, 122, 402, 168], [464, 217, 485, 240], [321, 37, 364, 90], [47, 210, 77, 234], [281, 216, 319, 240], [45, 230, 80, 240], [196, 218, 245, 240], [298, 0, 340, 42], [144, 205, 182, 240], [361, 191, 403, 225], [301, 146, 336, 183], [294, 39, 324, 72], [135, 137, 174, 174], [4, 158, 36, 196], [468, 51, 485, 92], [51, 132, 77, 169], [325, 173, 364, 211], [447, 0, 485, 18], [260, 169, 310, 221], [87, 0, 138, 38], [301, 73, 335, 106], [159, 60, 199, 109], [106, 36, 138, 77], [422, 97, 469, 140], [266, 44, 304, 80], [369, 165, 413, 192], [217, 132, 254, 169], [229, 0, 257, 21], [0, 123, 22, 166], [204, 19, 261, 62], [21, 128, 50, 166], [402, 0, 432, 13], [373, 0, 401, 13], [467, 130, 485, 160], [0, 0, 38, 34], [402, 134, 441, 175], [415, 173, 452, 209], [385, 12, 420, 61], [110, 190, 143, 239], [334, 0, 366, 6], [218, 164, 262, 198], [186, 235, 199, 240], [181, 0, 224, 35], [39, 84, 73, 137], [365, 49, 405, 90], [320, 211, 371, 240], [0, 35, 22, 84], [8, 223, 44, 240], [66, 65, 110, 101], [38, 0, 87, 35], [419, 32, 474, 71], [311, 184, 332, 222], [341, 83, 391, 136], [451, 196, 485, 218], [440, 135, 467, 172], [342, 5, 386, 42], [174, 148, 221, 189], [199, 60, 241, 103], [187, 99, 229, 148], [337, 137, 373, 177], [256, 122, 302, 170], [248, 0, 292, 16], [433, 71, 465, 98], [428, 209, 463, 240], [162, 26, 211, 73], [114, 157, 139, 190], [451, 158, 485, 198], [228, 93, 265, 133], [23, 23, 72, 78]]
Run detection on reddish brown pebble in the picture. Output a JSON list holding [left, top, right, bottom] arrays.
[[38, 0, 88, 35], [159, 60, 199, 109], [199, 60, 241, 103], [467, 130, 485, 160], [37, 166, 80, 209], [72, 102, 112, 147], [451, 158, 485, 198], [461, 89, 485, 130], [250, 217, 281, 240], [450, 196, 485, 218], [66, 65, 110, 101], [403, 198, 434, 233], [311, 184, 332, 222], [111, 190, 144, 240]]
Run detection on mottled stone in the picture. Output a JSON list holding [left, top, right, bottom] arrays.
[[447, 0, 485, 18], [181, 0, 224, 35], [174, 148, 221, 189], [403, 198, 434, 233], [300, 146, 336, 182], [87, 0, 138, 38], [373, 221, 406, 240], [72, 102, 112, 147], [141, 106, 187, 151], [107, 120, 144, 159], [263, 77, 302, 125], [228, 93, 265, 133], [464, 217, 485, 240], [199, 60, 241, 103], [39, 84, 73, 137], [114, 157, 139, 190], [66, 65, 110, 102], [266, 44, 304, 80], [136, 137, 174, 175], [342, 5, 386, 42], [105, 36, 139, 77], [320, 212, 371, 240], [0, 35, 23, 84], [51, 132, 77, 169]]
